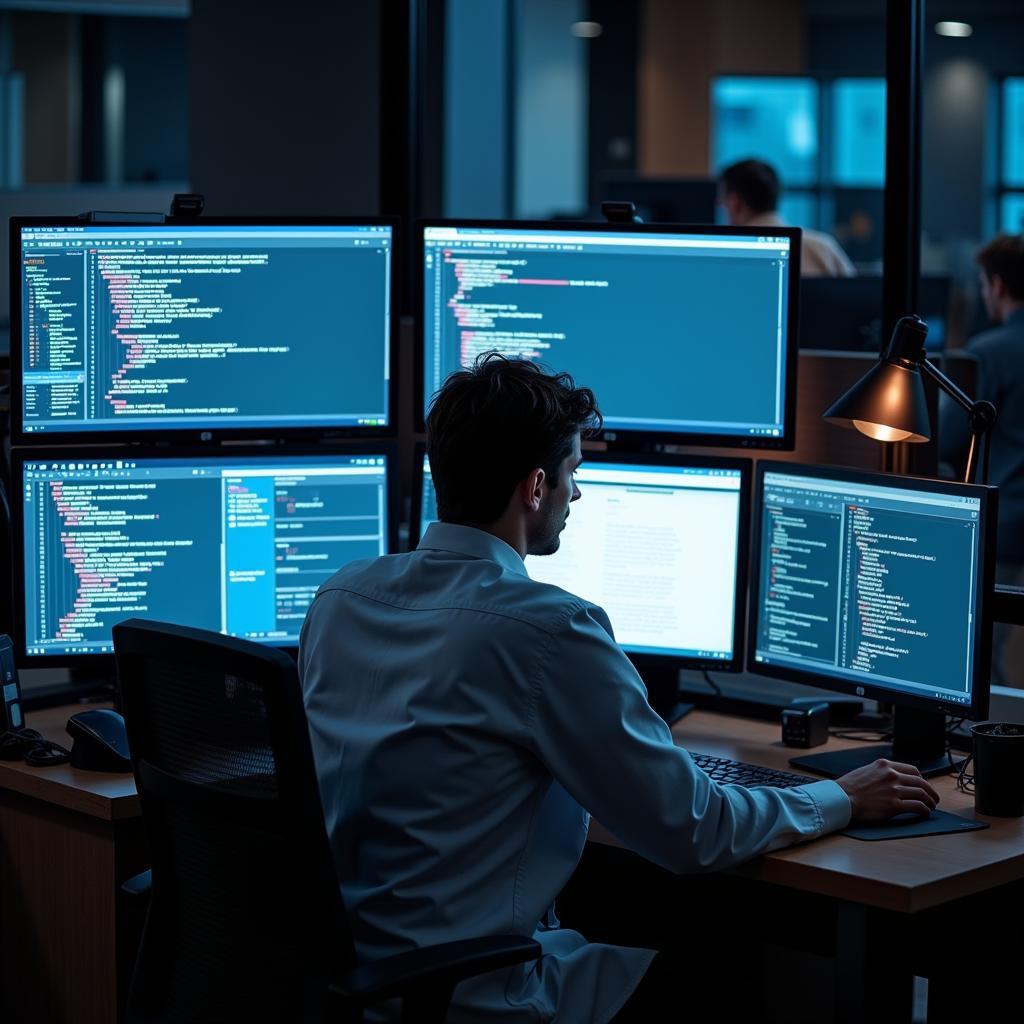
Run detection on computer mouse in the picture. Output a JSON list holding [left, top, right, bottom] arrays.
[[66, 709, 132, 772]]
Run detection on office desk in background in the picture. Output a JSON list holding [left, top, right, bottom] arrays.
[[2, 705, 1022, 1024]]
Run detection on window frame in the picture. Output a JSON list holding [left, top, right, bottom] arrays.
[[710, 71, 886, 242], [996, 76, 1024, 233]]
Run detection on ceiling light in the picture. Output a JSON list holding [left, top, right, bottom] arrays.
[[935, 21, 973, 38], [570, 21, 603, 39]]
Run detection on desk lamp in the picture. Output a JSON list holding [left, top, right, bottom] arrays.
[[823, 313, 1024, 650], [823, 315, 996, 483]]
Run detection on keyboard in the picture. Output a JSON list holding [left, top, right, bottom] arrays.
[[690, 752, 814, 790]]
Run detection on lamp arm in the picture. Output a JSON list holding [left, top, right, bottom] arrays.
[[917, 356, 975, 413], [916, 357, 997, 484]]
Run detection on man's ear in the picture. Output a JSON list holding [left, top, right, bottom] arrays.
[[521, 467, 546, 512], [991, 273, 1007, 302]]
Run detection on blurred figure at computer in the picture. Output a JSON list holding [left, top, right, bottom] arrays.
[[718, 158, 856, 278], [940, 233, 1024, 686]]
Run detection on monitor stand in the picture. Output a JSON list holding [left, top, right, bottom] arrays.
[[789, 705, 963, 779], [639, 666, 695, 726]]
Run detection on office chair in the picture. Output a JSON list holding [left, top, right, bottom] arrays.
[[113, 619, 540, 1024]]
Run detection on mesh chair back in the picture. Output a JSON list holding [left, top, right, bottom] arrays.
[[114, 619, 352, 1024]]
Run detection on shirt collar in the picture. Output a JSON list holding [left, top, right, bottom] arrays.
[[418, 522, 528, 577]]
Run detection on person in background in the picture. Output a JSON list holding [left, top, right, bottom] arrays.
[[718, 158, 856, 277], [941, 233, 1024, 686]]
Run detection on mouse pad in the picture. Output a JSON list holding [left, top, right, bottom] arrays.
[[842, 808, 989, 841]]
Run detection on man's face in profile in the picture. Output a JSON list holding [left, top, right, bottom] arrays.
[[527, 433, 582, 557]]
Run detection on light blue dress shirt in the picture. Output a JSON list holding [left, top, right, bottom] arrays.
[[298, 522, 851, 1023]]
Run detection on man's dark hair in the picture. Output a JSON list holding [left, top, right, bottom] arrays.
[[976, 233, 1024, 300], [426, 353, 602, 525], [719, 159, 780, 215]]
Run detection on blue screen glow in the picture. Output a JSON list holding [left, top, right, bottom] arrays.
[[21, 453, 389, 656], [18, 223, 392, 436], [422, 225, 794, 442]]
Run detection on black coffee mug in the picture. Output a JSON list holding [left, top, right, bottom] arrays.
[[971, 722, 1024, 817]]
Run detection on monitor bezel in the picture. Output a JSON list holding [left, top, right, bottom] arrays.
[[415, 218, 801, 451], [10, 215, 400, 446], [10, 442, 400, 669], [412, 444, 753, 673], [747, 460, 995, 721]]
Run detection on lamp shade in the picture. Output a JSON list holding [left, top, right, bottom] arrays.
[[823, 358, 932, 442]]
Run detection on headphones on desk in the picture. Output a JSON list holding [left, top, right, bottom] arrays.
[[0, 728, 71, 767]]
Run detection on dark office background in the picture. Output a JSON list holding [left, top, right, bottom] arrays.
[[1, 0, 1022, 692], [3, 1, 1024, 317]]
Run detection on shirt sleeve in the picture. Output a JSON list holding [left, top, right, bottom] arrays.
[[525, 602, 851, 875]]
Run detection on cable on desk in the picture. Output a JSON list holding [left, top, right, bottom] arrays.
[[829, 728, 892, 742], [830, 715, 970, 751], [0, 728, 70, 767], [701, 669, 723, 703], [950, 720, 974, 790], [944, 716, 971, 772], [956, 750, 976, 794]]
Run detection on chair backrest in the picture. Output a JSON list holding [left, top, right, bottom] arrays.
[[114, 619, 353, 1024]]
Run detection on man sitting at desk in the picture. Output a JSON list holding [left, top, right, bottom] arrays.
[[719, 157, 856, 278], [299, 354, 938, 1022]]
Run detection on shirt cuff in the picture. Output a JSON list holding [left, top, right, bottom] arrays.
[[802, 779, 852, 834]]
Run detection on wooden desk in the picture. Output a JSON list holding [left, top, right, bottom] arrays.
[[4, 705, 1022, 1024], [0, 704, 147, 1024], [585, 710, 1024, 1023]]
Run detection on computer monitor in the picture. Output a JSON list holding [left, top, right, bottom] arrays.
[[413, 448, 752, 715], [13, 447, 395, 666], [419, 221, 800, 449], [12, 218, 396, 444], [749, 462, 996, 777]]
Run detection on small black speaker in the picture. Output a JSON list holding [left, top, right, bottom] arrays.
[[781, 701, 829, 748]]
